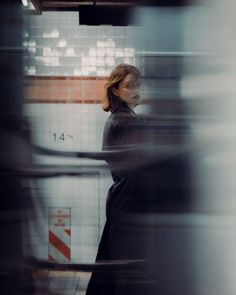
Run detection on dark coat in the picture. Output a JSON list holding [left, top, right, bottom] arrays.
[[86, 103, 193, 295], [86, 104, 148, 295]]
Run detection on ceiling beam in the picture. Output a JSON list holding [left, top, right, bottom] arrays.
[[42, 1, 137, 8], [41, 0, 193, 10]]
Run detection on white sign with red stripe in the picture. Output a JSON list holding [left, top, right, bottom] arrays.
[[48, 208, 71, 262]]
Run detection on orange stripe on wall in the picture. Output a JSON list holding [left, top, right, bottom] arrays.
[[25, 76, 107, 104]]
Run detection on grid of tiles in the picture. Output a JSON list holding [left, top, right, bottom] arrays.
[[23, 11, 142, 76], [22, 10, 142, 267], [24, 103, 112, 263]]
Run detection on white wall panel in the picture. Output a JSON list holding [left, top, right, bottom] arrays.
[[24, 103, 112, 263]]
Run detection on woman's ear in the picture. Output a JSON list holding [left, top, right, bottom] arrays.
[[112, 87, 119, 97]]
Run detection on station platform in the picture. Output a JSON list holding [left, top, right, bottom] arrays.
[[33, 270, 91, 295]]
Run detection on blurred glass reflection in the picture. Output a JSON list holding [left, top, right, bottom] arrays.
[[131, 2, 236, 295]]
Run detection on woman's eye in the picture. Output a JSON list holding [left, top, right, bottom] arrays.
[[123, 83, 139, 89]]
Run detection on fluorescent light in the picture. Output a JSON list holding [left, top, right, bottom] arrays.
[[22, 0, 28, 7]]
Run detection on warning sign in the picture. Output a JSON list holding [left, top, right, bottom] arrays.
[[48, 207, 71, 262], [49, 208, 71, 227]]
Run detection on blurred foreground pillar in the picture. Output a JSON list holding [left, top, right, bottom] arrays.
[[0, 1, 32, 294]]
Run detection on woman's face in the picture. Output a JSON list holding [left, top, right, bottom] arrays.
[[113, 73, 141, 108]]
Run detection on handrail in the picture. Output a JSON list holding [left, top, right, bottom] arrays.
[[27, 257, 146, 272], [0, 257, 146, 273], [1, 163, 108, 177]]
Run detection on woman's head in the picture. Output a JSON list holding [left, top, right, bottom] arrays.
[[102, 64, 141, 112]]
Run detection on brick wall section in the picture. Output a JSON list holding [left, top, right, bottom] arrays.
[[25, 76, 108, 104]]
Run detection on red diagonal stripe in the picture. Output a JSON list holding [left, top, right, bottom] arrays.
[[64, 229, 71, 236], [49, 230, 71, 260], [48, 254, 56, 262]]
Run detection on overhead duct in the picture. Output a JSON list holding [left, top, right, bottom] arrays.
[[78, 5, 133, 26]]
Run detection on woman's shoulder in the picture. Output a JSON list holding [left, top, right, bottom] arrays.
[[106, 111, 128, 127], [103, 114, 121, 135], [104, 104, 139, 134], [110, 109, 136, 126]]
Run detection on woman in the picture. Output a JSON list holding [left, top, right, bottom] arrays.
[[86, 64, 146, 295]]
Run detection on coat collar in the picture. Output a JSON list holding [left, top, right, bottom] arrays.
[[112, 103, 136, 116]]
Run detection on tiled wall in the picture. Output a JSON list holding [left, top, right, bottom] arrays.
[[24, 103, 112, 263], [23, 11, 142, 263], [23, 11, 142, 76]]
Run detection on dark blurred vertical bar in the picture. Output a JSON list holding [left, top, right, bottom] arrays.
[[131, 4, 197, 295], [0, 1, 24, 117], [0, 1, 31, 294]]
